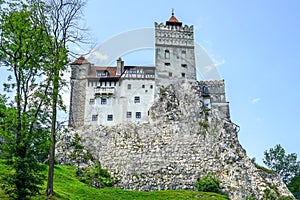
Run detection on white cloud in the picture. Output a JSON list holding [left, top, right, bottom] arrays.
[[90, 50, 109, 61], [251, 98, 261, 104], [215, 59, 226, 67]]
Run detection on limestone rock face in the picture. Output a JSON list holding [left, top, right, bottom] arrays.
[[58, 81, 294, 199]]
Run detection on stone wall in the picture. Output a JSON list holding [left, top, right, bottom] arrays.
[[58, 81, 294, 199]]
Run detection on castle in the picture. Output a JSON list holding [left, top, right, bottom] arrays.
[[63, 13, 295, 199], [68, 12, 230, 128]]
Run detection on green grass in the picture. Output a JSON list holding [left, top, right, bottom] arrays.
[[0, 161, 229, 200], [253, 162, 276, 175]]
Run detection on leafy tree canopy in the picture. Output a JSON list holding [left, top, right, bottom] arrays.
[[263, 144, 300, 184]]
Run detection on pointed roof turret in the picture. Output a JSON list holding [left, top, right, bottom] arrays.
[[166, 9, 182, 26], [71, 56, 90, 65]]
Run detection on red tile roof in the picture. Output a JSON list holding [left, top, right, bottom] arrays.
[[88, 66, 120, 79], [168, 15, 179, 23], [71, 56, 89, 65]]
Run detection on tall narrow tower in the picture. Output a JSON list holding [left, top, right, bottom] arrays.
[[155, 11, 196, 89], [68, 56, 90, 128]]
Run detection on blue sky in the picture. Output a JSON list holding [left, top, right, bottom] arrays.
[[1, 0, 299, 164], [81, 0, 300, 164]]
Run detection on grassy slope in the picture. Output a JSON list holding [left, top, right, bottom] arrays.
[[0, 161, 229, 200]]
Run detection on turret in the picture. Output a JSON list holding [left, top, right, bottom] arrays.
[[68, 56, 90, 128]]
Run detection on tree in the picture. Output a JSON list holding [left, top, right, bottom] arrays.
[[287, 173, 300, 199], [263, 144, 300, 184], [41, 0, 87, 197], [0, 0, 87, 198], [0, 1, 54, 198]]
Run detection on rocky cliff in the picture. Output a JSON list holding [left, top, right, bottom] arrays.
[[57, 81, 294, 199]]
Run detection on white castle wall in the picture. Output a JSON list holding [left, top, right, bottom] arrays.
[[84, 78, 155, 126]]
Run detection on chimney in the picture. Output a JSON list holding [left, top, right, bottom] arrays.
[[116, 57, 124, 75]]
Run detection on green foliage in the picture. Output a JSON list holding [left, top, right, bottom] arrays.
[[159, 86, 166, 95], [70, 133, 93, 170], [199, 121, 209, 130], [0, 1, 57, 198], [78, 162, 113, 188], [278, 196, 294, 200], [287, 173, 300, 199], [195, 172, 221, 194], [0, 96, 48, 199], [263, 144, 300, 184], [263, 188, 277, 200], [253, 162, 277, 175], [245, 194, 256, 200], [0, 162, 230, 199]]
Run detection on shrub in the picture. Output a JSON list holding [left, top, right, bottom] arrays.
[[78, 161, 113, 188], [278, 196, 294, 200], [263, 188, 277, 200], [245, 194, 256, 200], [195, 172, 221, 193], [159, 87, 166, 95]]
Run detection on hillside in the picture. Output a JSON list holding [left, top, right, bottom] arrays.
[[0, 161, 229, 199]]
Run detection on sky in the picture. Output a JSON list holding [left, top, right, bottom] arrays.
[[80, 0, 300, 164], [1, 0, 300, 165]]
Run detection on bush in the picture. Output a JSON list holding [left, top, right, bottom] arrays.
[[245, 194, 256, 200], [263, 188, 277, 200], [195, 172, 221, 193], [278, 196, 294, 200], [78, 161, 113, 188]]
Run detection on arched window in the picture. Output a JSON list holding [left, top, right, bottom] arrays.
[[181, 50, 186, 59], [165, 50, 170, 59]]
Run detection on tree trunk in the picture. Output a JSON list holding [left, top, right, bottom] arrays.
[[46, 64, 59, 197]]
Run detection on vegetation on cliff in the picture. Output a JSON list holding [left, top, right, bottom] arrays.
[[0, 160, 229, 200]]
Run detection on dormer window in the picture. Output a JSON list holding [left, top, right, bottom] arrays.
[[97, 70, 109, 77]]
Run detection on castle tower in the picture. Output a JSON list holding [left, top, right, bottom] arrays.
[[155, 11, 196, 90], [68, 56, 90, 128]]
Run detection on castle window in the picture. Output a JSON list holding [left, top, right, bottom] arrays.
[[181, 73, 186, 78], [181, 50, 186, 59], [92, 115, 98, 121], [165, 50, 170, 59], [134, 96, 140, 103], [126, 112, 132, 118], [136, 112, 141, 119], [128, 84, 131, 89], [150, 85, 153, 89], [169, 72, 172, 77], [89, 99, 95, 105], [142, 84, 145, 88], [107, 115, 113, 121], [101, 98, 107, 105], [165, 63, 170, 66], [181, 64, 187, 68]]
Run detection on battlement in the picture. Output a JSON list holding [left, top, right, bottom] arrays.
[[154, 22, 194, 32], [199, 80, 226, 95]]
